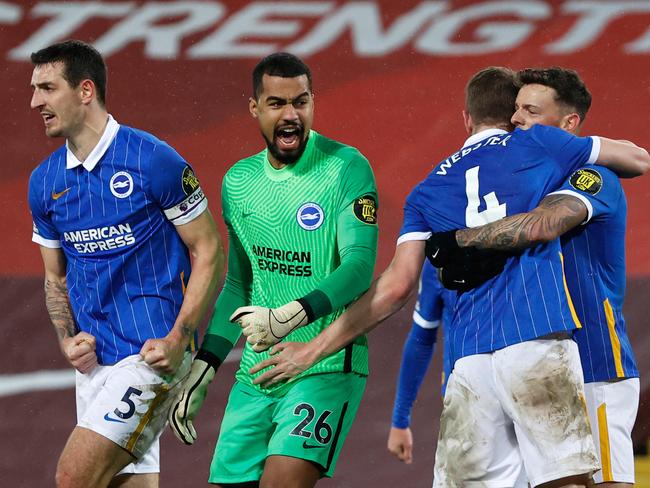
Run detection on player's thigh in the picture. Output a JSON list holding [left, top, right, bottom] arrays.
[[269, 373, 366, 479], [493, 337, 599, 487], [260, 456, 320, 488], [57, 426, 136, 488], [209, 382, 277, 485], [584, 378, 639, 485], [433, 354, 523, 488], [76, 354, 190, 474]]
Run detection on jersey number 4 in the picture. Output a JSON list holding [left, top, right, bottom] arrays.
[[465, 166, 506, 227]]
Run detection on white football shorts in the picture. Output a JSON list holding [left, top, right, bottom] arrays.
[[76, 353, 190, 474], [585, 377, 639, 484], [433, 336, 599, 488]]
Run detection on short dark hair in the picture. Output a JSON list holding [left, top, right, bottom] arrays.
[[252, 52, 312, 99], [466, 67, 520, 128], [517, 67, 591, 122], [31, 40, 107, 106]]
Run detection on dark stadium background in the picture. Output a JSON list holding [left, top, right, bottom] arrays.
[[1, 1, 649, 486]]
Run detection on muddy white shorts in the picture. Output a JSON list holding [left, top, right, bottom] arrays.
[[433, 337, 599, 487], [585, 377, 639, 484], [76, 353, 190, 474]]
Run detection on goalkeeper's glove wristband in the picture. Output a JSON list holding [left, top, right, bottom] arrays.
[[168, 356, 218, 445]]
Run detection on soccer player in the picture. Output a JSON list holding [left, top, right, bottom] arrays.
[[441, 67, 639, 487], [246, 67, 649, 487], [387, 261, 454, 465], [168, 53, 378, 487], [27, 40, 223, 488]]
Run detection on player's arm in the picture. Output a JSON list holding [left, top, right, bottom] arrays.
[[140, 209, 224, 375], [596, 137, 650, 178], [249, 240, 425, 386], [389, 321, 438, 464], [452, 193, 587, 251], [169, 219, 252, 445], [233, 154, 379, 352], [40, 246, 97, 374]]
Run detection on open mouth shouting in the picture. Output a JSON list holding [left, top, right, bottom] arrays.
[[275, 124, 303, 152]]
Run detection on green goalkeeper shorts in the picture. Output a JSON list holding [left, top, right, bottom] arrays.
[[209, 372, 366, 484]]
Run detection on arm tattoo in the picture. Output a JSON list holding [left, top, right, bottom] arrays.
[[44, 278, 76, 340], [456, 194, 588, 251]]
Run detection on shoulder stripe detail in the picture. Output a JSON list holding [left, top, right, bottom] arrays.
[[547, 189, 593, 223], [397, 231, 431, 246], [32, 233, 61, 248]]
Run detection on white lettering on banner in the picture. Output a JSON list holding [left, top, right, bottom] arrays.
[[546, 1, 650, 54], [0, 2, 21, 25], [5, 1, 650, 59], [416, 1, 550, 55], [288, 1, 446, 56], [9, 2, 134, 60], [95, 2, 225, 58], [188, 2, 333, 58], [627, 28, 650, 53]]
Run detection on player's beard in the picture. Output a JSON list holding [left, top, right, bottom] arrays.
[[263, 126, 309, 165]]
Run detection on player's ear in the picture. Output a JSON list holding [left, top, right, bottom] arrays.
[[79, 79, 95, 106], [249, 97, 258, 119], [462, 110, 472, 134], [562, 112, 581, 134]]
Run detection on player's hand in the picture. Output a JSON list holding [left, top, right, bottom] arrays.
[[168, 358, 215, 445], [61, 332, 98, 374], [140, 333, 187, 375], [249, 342, 316, 387], [437, 250, 508, 292], [387, 427, 414, 464], [231, 301, 309, 352], [425, 230, 463, 267]]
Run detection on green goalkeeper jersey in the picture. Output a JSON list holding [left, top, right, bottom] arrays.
[[203, 130, 378, 395]]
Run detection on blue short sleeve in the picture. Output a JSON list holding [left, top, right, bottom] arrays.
[[529, 125, 598, 174], [28, 169, 61, 248], [398, 186, 432, 244], [549, 166, 621, 223], [149, 143, 208, 225]]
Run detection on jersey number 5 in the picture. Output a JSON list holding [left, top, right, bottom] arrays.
[[465, 166, 506, 227]]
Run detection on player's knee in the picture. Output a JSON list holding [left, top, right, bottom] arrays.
[[55, 464, 81, 488]]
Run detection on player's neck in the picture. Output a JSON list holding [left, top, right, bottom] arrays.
[[471, 122, 511, 135], [66, 109, 110, 163]]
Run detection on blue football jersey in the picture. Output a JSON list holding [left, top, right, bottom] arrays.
[[413, 260, 455, 390], [29, 116, 208, 364], [399, 125, 600, 364], [550, 166, 638, 382]]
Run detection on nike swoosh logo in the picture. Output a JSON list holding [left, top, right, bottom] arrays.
[[431, 248, 440, 259], [103, 412, 127, 423], [302, 441, 326, 449], [52, 188, 71, 200], [242, 212, 253, 218]]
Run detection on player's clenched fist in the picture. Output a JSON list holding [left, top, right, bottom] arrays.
[[387, 426, 414, 464], [140, 335, 186, 375], [168, 358, 215, 445], [61, 332, 98, 374], [230, 301, 309, 352]]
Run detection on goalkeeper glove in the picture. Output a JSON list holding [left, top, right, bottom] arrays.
[[230, 300, 309, 352], [168, 356, 216, 445]]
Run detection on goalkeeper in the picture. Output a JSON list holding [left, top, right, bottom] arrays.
[[168, 52, 378, 487]]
